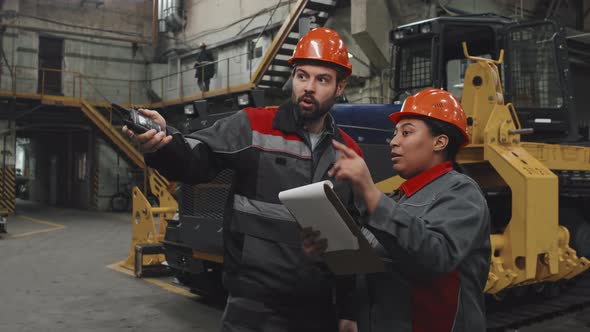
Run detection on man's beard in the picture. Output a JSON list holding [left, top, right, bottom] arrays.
[[293, 92, 336, 122]]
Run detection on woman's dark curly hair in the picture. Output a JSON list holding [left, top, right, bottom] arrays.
[[399, 115, 466, 172]]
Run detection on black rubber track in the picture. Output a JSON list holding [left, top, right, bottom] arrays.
[[486, 273, 590, 331]]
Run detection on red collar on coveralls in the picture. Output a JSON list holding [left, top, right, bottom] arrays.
[[399, 161, 453, 198]]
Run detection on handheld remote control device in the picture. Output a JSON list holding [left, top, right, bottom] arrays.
[[111, 103, 161, 134]]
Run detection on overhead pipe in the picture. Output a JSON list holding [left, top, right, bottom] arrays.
[[164, 0, 184, 33], [158, 0, 167, 32], [152, 0, 159, 44]]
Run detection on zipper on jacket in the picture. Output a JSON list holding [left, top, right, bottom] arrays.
[[298, 130, 315, 184], [299, 128, 331, 183]]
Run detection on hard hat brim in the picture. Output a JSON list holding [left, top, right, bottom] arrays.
[[388, 111, 470, 147], [288, 57, 352, 77]]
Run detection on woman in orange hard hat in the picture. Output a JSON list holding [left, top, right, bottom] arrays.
[[305, 88, 491, 331]]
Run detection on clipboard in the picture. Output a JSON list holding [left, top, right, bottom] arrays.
[[279, 181, 384, 275]]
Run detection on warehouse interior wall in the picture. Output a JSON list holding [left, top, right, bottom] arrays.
[[1, 0, 590, 210]]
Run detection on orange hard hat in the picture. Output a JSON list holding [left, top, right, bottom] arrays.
[[288, 27, 352, 77], [389, 88, 470, 146]]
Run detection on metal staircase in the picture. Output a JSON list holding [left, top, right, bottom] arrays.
[[80, 99, 145, 169], [251, 0, 339, 91]]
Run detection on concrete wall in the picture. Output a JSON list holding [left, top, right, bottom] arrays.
[[351, 0, 391, 70], [18, 0, 152, 40], [12, 30, 38, 93], [0, 0, 153, 104], [386, 0, 437, 27], [64, 39, 148, 104], [0, 29, 17, 91], [148, 61, 169, 101], [153, 0, 288, 98], [163, 0, 291, 54]]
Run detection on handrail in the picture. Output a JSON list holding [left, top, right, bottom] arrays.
[[152, 51, 250, 82], [78, 74, 112, 102], [0, 49, 252, 86], [250, 0, 308, 85], [80, 99, 145, 169], [0, 42, 262, 105], [0, 61, 243, 105]]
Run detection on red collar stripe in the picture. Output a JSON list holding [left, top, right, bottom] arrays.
[[399, 161, 453, 197], [245, 107, 301, 141]]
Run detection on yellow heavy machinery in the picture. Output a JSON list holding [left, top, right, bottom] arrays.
[[119, 168, 178, 277], [460, 42, 589, 292]]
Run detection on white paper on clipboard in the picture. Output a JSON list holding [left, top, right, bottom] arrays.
[[278, 181, 359, 252]]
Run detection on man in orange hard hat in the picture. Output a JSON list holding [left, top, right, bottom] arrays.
[[124, 28, 360, 332], [305, 88, 491, 331]]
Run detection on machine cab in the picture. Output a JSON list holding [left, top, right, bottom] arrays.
[[390, 14, 576, 142]]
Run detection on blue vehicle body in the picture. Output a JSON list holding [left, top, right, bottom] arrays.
[[330, 103, 403, 183], [331, 103, 401, 144]]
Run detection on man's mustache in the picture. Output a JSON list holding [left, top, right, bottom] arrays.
[[297, 93, 320, 108]]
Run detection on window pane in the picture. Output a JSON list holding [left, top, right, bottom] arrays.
[[509, 24, 562, 109]]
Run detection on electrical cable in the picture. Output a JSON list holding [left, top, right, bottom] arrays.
[[252, 0, 283, 48], [165, 1, 290, 56], [235, 10, 259, 36], [180, 0, 295, 46]]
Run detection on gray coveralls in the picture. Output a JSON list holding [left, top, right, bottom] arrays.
[[357, 162, 491, 332], [145, 102, 360, 332]]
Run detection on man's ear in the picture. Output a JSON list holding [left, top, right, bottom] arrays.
[[336, 79, 347, 97], [433, 134, 449, 152]]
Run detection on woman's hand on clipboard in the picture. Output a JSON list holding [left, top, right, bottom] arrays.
[[301, 226, 328, 257]]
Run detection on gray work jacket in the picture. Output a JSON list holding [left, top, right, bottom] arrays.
[[145, 102, 361, 321], [357, 164, 491, 332]]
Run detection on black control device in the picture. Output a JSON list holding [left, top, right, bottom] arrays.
[[111, 103, 161, 134]]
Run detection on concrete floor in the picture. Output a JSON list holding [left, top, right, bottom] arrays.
[[0, 200, 222, 332], [1, 200, 590, 332]]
